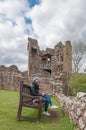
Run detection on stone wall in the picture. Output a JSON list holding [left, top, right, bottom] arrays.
[[63, 41, 72, 74], [51, 81, 86, 130], [0, 65, 28, 91], [27, 38, 72, 85]]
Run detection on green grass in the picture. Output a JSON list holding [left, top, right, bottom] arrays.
[[0, 89, 75, 130]]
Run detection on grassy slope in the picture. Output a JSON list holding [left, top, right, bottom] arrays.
[[0, 89, 75, 130]]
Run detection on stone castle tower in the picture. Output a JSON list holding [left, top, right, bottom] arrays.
[[0, 37, 72, 94], [27, 37, 72, 92]]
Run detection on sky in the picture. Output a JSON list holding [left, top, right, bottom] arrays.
[[0, 0, 86, 71]]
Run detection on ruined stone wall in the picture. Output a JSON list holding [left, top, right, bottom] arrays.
[[0, 38, 72, 95], [51, 81, 86, 130], [27, 37, 41, 80], [27, 38, 72, 94], [63, 41, 72, 75], [0, 65, 28, 91], [51, 55, 63, 82]]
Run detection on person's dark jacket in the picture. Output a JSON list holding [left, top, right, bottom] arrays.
[[30, 84, 42, 96]]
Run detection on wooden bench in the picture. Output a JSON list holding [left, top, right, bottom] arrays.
[[17, 81, 43, 123]]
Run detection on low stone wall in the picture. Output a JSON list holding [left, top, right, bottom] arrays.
[[51, 82, 86, 130], [0, 65, 28, 91]]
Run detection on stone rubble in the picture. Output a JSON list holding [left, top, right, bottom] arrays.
[[51, 81, 86, 130]]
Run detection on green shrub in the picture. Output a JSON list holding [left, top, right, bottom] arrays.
[[69, 73, 86, 96]]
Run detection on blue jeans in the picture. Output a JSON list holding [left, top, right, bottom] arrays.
[[42, 94, 52, 111]]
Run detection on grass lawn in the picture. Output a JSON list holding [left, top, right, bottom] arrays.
[[0, 89, 75, 130]]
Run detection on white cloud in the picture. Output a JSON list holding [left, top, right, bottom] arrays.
[[0, 0, 86, 71], [0, 0, 29, 71], [0, 0, 28, 18], [27, 0, 86, 49]]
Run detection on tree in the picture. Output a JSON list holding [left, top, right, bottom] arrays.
[[72, 41, 86, 73], [84, 67, 86, 73]]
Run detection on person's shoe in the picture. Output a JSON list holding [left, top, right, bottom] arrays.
[[51, 105, 59, 109], [43, 111, 51, 116]]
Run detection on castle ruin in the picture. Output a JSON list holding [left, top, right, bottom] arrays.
[[0, 65, 28, 91], [0, 37, 72, 95], [27, 37, 72, 95], [0, 38, 86, 130]]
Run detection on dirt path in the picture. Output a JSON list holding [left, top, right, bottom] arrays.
[[44, 110, 59, 122]]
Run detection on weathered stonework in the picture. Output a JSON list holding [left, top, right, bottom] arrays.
[[27, 37, 72, 94], [0, 65, 28, 91], [27, 38, 72, 76], [0, 37, 72, 93], [51, 81, 86, 130]]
